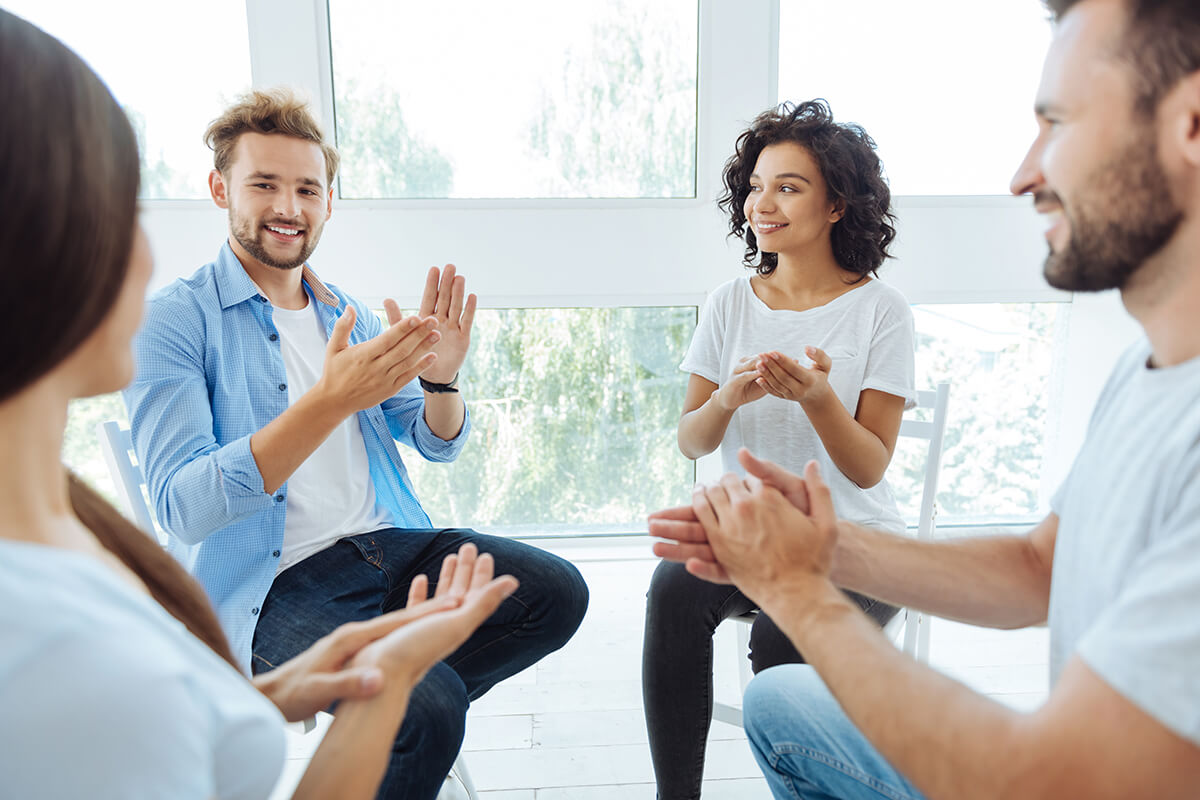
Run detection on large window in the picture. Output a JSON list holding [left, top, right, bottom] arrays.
[[891, 302, 1069, 527], [6, 1, 252, 199], [778, 1, 1052, 195], [328, 0, 699, 199]]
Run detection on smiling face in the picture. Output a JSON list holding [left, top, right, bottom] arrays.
[[743, 142, 843, 259], [1011, 0, 1183, 292], [211, 132, 333, 272]]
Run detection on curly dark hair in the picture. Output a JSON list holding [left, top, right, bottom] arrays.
[[718, 99, 895, 279]]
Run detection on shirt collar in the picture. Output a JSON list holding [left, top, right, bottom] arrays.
[[213, 240, 340, 310]]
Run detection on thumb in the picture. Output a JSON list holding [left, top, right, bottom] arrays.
[[739, 448, 800, 491], [328, 305, 356, 353], [806, 346, 832, 373], [802, 460, 836, 527]]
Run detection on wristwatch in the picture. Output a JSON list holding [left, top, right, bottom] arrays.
[[419, 372, 460, 394]]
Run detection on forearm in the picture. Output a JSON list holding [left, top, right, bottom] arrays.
[[832, 522, 1052, 628], [291, 683, 412, 800], [762, 579, 1032, 800], [800, 393, 890, 487], [422, 391, 466, 440], [250, 385, 347, 495], [678, 390, 735, 459]]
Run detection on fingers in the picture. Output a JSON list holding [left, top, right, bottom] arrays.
[[383, 298, 404, 327], [651, 540, 717, 564], [691, 484, 721, 533], [738, 448, 793, 485], [732, 357, 760, 376], [317, 666, 385, 702], [457, 575, 519, 625], [647, 504, 700, 522], [407, 574, 429, 608], [468, 552, 496, 592], [459, 292, 478, 335], [803, 460, 837, 529], [450, 543, 477, 598], [684, 557, 734, 585], [647, 517, 708, 543], [419, 266, 439, 317], [434, 553, 458, 599], [445, 270, 465, 322], [435, 264, 456, 318], [806, 346, 833, 373], [328, 305, 356, 353]]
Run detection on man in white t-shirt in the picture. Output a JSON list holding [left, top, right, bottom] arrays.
[[126, 90, 588, 800], [649, 0, 1200, 797]]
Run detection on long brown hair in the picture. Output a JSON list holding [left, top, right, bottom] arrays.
[[0, 10, 237, 670]]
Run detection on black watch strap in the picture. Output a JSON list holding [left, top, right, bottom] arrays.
[[419, 372, 460, 393]]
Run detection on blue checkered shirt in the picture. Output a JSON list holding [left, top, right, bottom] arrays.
[[124, 243, 470, 672]]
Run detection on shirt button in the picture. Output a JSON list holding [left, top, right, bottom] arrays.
[[251, 607, 259, 616], [278, 383, 287, 391], [275, 494, 285, 502], [269, 333, 278, 342], [272, 550, 281, 558]]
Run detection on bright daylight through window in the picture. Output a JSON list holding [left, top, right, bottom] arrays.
[[778, 0, 1052, 195], [328, 0, 699, 199], [5, 0, 252, 199]]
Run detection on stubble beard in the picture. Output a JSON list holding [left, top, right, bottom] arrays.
[[229, 209, 320, 271], [1043, 131, 1182, 293]]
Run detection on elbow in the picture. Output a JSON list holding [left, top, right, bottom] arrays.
[[849, 466, 887, 490], [677, 434, 712, 462]]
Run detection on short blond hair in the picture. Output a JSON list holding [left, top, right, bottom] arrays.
[[204, 87, 339, 187]]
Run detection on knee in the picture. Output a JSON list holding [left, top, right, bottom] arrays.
[[544, 555, 589, 638], [645, 559, 696, 620], [395, 663, 469, 758], [743, 665, 833, 757]]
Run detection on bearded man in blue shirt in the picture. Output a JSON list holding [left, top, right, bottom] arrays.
[[125, 88, 589, 800]]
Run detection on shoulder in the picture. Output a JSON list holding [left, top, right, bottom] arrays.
[[858, 278, 911, 317], [702, 275, 753, 316], [142, 265, 220, 335]]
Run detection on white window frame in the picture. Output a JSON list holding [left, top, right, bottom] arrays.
[[135, 0, 1142, 528]]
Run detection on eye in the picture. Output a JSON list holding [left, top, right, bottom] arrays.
[[747, 184, 762, 193], [252, 183, 272, 190], [780, 185, 797, 193]]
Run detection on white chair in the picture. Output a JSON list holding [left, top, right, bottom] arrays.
[[96, 421, 481, 799], [711, 383, 951, 727]]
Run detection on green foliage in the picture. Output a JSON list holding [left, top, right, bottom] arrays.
[[405, 307, 696, 531], [126, 107, 196, 200], [526, 0, 697, 198], [335, 78, 454, 198]]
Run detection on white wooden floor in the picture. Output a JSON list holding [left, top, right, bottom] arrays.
[[272, 538, 1050, 799]]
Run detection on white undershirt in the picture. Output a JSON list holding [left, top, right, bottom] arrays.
[[270, 297, 392, 573]]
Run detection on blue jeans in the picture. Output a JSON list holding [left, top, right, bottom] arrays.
[[744, 665, 927, 800], [251, 528, 589, 800]]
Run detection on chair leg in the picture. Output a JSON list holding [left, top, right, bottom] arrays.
[[453, 752, 479, 800]]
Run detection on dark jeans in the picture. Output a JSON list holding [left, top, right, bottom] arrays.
[[642, 560, 897, 800], [251, 528, 589, 800]]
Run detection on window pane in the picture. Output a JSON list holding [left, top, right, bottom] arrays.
[[888, 303, 1069, 527], [6, 1, 252, 199], [329, 0, 698, 199], [778, 1, 1051, 195], [63, 393, 130, 508], [403, 307, 695, 533]]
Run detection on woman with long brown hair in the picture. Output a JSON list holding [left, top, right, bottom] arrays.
[[0, 9, 515, 799]]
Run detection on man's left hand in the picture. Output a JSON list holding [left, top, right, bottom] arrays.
[[386, 264, 477, 385], [690, 460, 839, 608]]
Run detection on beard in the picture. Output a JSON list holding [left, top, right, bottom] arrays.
[[1042, 133, 1182, 293], [229, 207, 321, 271]]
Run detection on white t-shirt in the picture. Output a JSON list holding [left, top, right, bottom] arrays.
[[681, 275, 916, 532], [271, 298, 392, 572], [0, 540, 285, 799], [1049, 339, 1200, 747]]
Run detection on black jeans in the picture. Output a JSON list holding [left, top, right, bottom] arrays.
[[251, 528, 589, 800], [642, 560, 897, 800]]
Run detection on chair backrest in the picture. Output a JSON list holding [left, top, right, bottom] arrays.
[[96, 420, 159, 540], [896, 383, 951, 543]]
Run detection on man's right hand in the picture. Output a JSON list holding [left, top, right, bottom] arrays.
[[315, 305, 441, 418]]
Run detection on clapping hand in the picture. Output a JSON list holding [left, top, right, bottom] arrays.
[[384, 264, 477, 385], [754, 346, 833, 405]]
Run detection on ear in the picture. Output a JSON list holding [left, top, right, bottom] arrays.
[[1175, 70, 1200, 170], [325, 187, 334, 222], [209, 169, 230, 210], [828, 198, 846, 224]]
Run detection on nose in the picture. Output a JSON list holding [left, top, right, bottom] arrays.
[[752, 190, 776, 214], [1010, 133, 1045, 197], [274, 193, 300, 220]]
